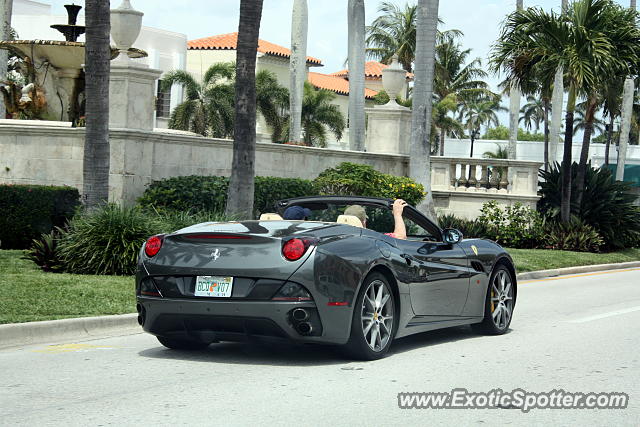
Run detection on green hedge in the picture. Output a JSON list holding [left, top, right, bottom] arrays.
[[138, 175, 316, 215], [313, 162, 426, 206], [0, 185, 80, 249]]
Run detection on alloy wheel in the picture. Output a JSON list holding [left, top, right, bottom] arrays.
[[361, 279, 394, 352], [490, 269, 514, 330]]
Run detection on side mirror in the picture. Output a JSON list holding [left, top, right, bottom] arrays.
[[442, 228, 463, 244]]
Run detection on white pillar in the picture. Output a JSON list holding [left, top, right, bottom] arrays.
[[109, 61, 162, 131]]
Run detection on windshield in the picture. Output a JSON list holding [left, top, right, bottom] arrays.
[[285, 201, 438, 240]]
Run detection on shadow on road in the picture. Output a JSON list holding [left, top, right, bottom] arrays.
[[138, 341, 346, 366], [137, 325, 504, 365], [390, 325, 488, 355]]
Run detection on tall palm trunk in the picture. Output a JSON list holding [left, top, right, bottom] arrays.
[[575, 96, 598, 206], [1, 0, 13, 118], [83, 0, 111, 208], [605, 115, 614, 166], [561, 84, 576, 222], [617, 0, 637, 180], [347, 0, 365, 151], [410, 0, 439, 222], [617, 77, 634, 181], [288, 0, 307, 143], [549, 0, 568, 166], [507, 0, 524, 159], [226, 0, 264, 218], [439, 128, 445, 156], [543, 98, 550, 170]]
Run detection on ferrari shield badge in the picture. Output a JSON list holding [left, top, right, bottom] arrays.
[[471, 245, 478, 256]]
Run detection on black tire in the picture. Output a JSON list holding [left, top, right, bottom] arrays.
[[471, 264, 516, 335], [157, 336, 210, 350], [344, 272, 397, 360]]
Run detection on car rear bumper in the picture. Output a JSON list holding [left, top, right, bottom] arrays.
[[137, 296, 345, 345]]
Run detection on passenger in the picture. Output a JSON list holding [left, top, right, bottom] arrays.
[[283, 206, 312, 220], [344, 199, 408, 240]]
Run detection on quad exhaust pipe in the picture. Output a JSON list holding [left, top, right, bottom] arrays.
[[292, 308, 309, 321], [136, 303, 146, 326], [296, 322, 312, 335]]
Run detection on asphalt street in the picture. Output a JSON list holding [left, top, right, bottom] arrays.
[[1, 268, 639, 426]]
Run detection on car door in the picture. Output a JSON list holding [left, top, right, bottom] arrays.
[[395, 215, 471, 316]]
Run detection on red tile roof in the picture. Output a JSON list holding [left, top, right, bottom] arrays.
[[331, 61, 413, 79], [188, 32, 323, 66], [308, 72, 378, 99]]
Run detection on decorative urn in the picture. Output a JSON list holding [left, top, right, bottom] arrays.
[[110, 0, 144, 60], [381, 54, 407, 107]]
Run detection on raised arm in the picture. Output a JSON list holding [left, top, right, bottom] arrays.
[[391, 199, 408, 240]]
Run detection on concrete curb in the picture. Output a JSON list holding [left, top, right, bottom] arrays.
[[516, 261, 640, 281], [2, 262, 639, 349], [0, 313, 139, 349]]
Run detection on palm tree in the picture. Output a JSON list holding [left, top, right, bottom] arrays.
[[460, 98, 503, 157], [365, 1, 460, 73], [573, 101, 605, 135], [549, 0, 569, 167], [507, 0, 524, 160], [83, 0, 111, 209], [491, 0, 640, 222], [256, 70, 289, 143], [164, 64, 288, 141], [276, 82, 345, 147], [225, 0, 264, 218], [0, 0, 13, 117], [519, 96, 545, 132], [601, 77, 625, 165], [410, 0, 439, 221], [617, 0, 638, 181], [289, 0, 307, 143], [162, 62, 235, 137], [432, 94, 463, 155], [366, 1, 418, 73], [434, 35, 493, 155], [348, 0, 366, 151]]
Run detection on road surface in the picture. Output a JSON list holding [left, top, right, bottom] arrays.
[[1, 268, 639, 426]]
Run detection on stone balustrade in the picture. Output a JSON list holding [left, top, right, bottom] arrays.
[[430, 157, 542, 219]]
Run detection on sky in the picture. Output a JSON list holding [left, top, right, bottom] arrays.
[[43, 0, 635, 131]]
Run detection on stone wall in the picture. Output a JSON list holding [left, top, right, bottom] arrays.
[[0, 123, 407, 205]]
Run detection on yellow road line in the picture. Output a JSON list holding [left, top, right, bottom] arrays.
[[520, 267, 640, 284]]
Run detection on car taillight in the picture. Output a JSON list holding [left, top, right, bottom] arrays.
[[145, 235, 164, 257], [282, 237, 316, 261]]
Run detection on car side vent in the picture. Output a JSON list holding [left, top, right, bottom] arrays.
[[471, 261, 485, 273]]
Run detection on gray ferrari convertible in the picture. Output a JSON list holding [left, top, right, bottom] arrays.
[[136, 196, 516, 360]]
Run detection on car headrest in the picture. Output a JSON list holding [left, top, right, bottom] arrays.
[[336, 214, 364, 228], [259, 213, 283, 220]]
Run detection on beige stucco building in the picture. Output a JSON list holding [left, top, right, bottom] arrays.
[[186, 33, 412, 148]]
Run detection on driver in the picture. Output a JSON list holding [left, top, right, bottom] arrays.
[[344, 199, 408, 240]]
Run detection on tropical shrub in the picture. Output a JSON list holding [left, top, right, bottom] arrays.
[[538, 163, 640, 249], [437, 213, 488, 239], [28, 205, 236, 276], [22, 228, 65, 272], [313, 162, 426, 206], [542, 218, 604, 252], [138, 175, 315, 215], [57, 204, 165, 276], [477, 201, 544, 248], [0, 184, 80, 249]]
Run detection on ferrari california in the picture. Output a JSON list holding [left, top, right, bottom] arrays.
[[135, 196, 516, 360]]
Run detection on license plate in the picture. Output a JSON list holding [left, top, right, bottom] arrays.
[[195, 276, 233, 297]]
